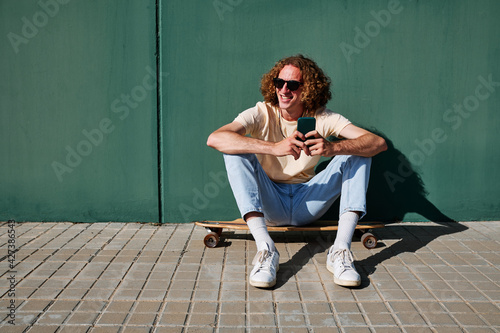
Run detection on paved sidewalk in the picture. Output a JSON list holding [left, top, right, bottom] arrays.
[[0, 220, 499, 332]]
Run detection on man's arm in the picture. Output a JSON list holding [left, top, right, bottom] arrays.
[[305, 124, 387, 158], [207, 121, 307, 160]]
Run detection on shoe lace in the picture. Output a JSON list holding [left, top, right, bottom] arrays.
[[252, 249, 268, 265], [333, 248, 355, 271], [252, 249, 276, 272]]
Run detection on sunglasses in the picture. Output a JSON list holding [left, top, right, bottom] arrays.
[[273, 78, 303, 91]]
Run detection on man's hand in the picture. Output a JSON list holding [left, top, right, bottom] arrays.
[[272, 131, 307, 160], [302, 130, 335, 157], [271, 130, 333, 158], [277, 130, 333, 159]]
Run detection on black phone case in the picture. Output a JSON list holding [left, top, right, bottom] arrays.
[[297, 117, 316, 141]]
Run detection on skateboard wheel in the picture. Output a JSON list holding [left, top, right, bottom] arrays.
[[204, 232, 220, 248], [361, 233, 377, 249]]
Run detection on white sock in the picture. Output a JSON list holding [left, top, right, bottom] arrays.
[[246, 216, 275, 252], [333, 211, 359, 250]]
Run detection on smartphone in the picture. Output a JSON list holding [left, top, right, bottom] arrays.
[[297, 117, 316, 142]]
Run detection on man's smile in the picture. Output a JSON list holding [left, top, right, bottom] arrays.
[[279, 94, 293, 102]]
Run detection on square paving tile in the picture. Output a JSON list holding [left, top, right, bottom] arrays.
[[3, 221, 500, 332]]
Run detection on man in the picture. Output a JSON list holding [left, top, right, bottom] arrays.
[[207, 55, 387, 288]]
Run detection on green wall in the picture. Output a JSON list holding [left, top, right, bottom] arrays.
[[1, 0, 499, 223], [1, 0, 159, 222], [161, 0, 500, 223]]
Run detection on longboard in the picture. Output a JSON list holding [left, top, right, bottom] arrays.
[[195, 219, 384, 249]]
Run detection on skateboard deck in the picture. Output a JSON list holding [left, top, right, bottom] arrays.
[[195, 219, 384, 249]]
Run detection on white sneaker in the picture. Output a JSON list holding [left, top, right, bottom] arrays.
[[249, 245, 279, 288], [327, 247, 361, 287]]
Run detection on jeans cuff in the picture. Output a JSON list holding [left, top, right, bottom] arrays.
[[340, 207, 367, 220]]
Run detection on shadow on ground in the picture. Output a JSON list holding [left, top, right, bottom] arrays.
[[273, 130, 468, 288], [355, 222, 467, 281], [271, 223, 468, 289]]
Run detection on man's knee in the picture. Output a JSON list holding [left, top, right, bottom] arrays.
[[347, 154, 371, 165], [326, 155, 371, 172], [223, 153, 257, 167], [343, 155, 372, 173]]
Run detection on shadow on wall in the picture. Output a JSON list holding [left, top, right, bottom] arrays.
[[316, 129, 455, 223]]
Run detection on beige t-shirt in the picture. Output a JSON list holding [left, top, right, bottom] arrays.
[[234, 102, 351, 184]]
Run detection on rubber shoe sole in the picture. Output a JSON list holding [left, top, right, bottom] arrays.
[[249, 265, 279, 288], [327, 264, 361, 287]]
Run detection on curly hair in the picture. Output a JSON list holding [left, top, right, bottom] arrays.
[[260, 54, 332, 114]]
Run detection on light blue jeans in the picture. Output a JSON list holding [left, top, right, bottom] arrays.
[[223, 154, 372, 226]]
